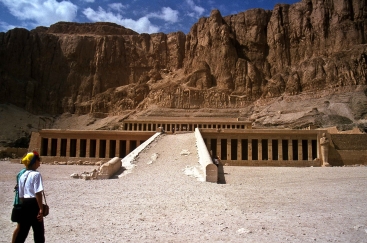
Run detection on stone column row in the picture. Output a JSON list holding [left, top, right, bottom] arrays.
[[208, 138, 317, 161], [42, 138, 142, 159], [124, 122, 248, 131]]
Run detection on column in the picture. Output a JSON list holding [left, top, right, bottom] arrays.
[[116, 140, 120, 157], [66, 138, 70, 157], [126, 140, 131, 155], [227, 139, 231, 161], [96, 139, 100, 158], [106, 139, 110, 158], [86, 139, 90, 158], [47, 138, 52, 156], [268, 139, 272, 160], [278, 139, 282, 160], [56, 138, 61, 157], [288, 138, 292, 160], [237, 138, 242, 161], [258, 138, 262, 161], [248, 138, 252, 160], [308, 139, 312, 161], [76, 139, 80, 158], [298, 140, 302, 161]]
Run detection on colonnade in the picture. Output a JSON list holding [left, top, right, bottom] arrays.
[[32, 126, 324, 166], [34, 130, 154, 161], [40, 137, 144, 159], [202, 130, 321, 166], [123, 121, 252, 132]]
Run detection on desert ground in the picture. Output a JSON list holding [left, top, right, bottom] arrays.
[[1, 133, 367, 243]]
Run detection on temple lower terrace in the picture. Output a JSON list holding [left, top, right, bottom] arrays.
[[28, 118, 367, 182]]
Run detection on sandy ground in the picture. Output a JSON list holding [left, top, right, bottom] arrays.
[[1, 133, 367, 243]]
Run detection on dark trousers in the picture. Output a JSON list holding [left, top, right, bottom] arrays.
[[15, 198, 45, 243]]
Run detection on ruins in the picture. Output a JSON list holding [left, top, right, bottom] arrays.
[[28, 118, 367, 182]]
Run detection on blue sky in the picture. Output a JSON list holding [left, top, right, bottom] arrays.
[[0, 0, 300, 34]]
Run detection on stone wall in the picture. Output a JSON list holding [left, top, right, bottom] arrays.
[[329, 134, 367, 166], [195, 128, 217, 183], [0, 147, 28, 159]]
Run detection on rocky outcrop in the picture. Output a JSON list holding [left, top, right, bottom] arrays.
[[0, 23, 186, 115], [0, 0, 366, 129]]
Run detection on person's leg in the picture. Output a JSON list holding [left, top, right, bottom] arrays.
[[12, 224, 20, 243], [14, 222, 31, 243], [31, 218, 45, 243], [15, 199, 36, 243]]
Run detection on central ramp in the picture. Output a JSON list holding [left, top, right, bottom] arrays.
[[120, 132, 207, 182]]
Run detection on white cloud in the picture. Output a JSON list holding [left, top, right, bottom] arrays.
[[108, 3, 128, 13], [0, 21, 18, 32], [82, 0, 94, 2], [83, 7, 160, 34], [147, 7, 179, 23], [186, 0, 205, 17], [0, 0, 78, 27]]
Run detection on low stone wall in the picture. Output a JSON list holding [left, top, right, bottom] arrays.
[[0, 147, 28, 159], [195, 128, 217, 183], [224, 159, 321, 167], [329, 134, 367, 166], [329, 149, 367, 166], [97, 157, 122, 179], [39, 157, 110, 165]]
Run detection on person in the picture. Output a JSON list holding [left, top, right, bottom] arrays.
[[14, 151, 45, 243], [12, 167, 27, 243], [213, 155, 220, 167]]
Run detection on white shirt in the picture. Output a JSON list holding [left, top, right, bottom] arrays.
[[18, 170, 44, 198]]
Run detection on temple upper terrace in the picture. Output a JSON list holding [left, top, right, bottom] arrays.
[[122, 117, 253, 132]]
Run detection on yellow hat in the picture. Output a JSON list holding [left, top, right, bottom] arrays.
[[21, 151, 40, 167]]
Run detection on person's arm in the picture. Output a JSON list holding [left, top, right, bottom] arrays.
[[35, 191, 43, 221]]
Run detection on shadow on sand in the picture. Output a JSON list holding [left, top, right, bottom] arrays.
[[217, 165, 227, 184], [111, 167, 127, 179]]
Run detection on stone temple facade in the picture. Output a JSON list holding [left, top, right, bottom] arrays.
[[28, 118, 367, 167]]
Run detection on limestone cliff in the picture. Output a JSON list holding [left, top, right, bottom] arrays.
[[0, 0, 366, 135]]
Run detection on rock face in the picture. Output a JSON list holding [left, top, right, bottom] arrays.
[[0, 0, 366, 130]]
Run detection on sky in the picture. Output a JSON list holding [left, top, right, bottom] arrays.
[[0, 0, 300, 34]]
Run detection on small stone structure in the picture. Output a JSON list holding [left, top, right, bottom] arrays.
[[97, 157, 122, 179]]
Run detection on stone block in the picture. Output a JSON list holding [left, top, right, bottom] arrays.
[[206, 164, 218, 183], [97, 157, 122, 179]]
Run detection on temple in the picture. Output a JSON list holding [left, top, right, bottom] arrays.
[[28, 118, 367, 167]]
